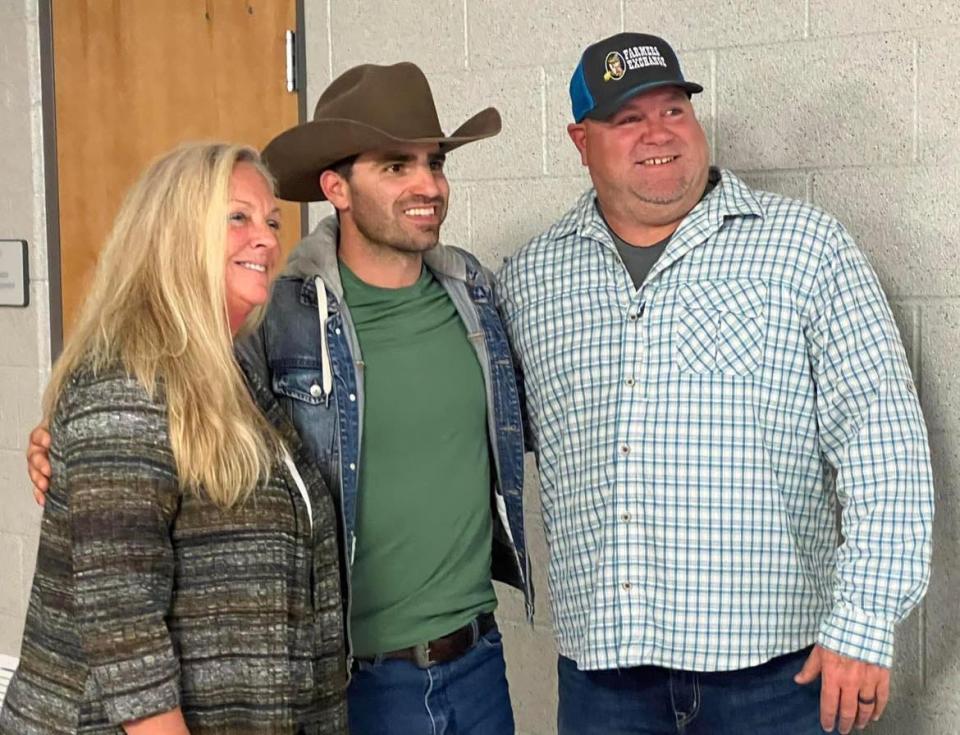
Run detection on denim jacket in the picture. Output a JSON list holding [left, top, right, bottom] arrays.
[[237, 216, 533, 659]]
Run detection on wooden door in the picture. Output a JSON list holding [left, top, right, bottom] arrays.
[[52, 0, 301, 338]]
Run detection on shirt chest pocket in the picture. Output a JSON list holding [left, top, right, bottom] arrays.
[[674, 279, 767, 376]]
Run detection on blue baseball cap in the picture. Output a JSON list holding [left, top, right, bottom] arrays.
[[570, 33, 703, 123]]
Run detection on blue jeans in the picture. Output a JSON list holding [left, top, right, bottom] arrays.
[[558, 646, 823, 734], [347, 627, 515, 734]]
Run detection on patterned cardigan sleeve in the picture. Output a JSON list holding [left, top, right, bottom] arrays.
[[58, 372, 183, 724]]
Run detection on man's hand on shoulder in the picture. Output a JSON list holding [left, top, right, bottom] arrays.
[[795, 644, 890, 733], [26, 422, 52, 506]]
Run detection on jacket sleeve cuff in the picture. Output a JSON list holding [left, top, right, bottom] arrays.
[[817, 602, 895, 668], [94, 658, 181, 725]]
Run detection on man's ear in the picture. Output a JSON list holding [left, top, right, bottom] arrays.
[[320, 170, 349, 211], [567, 123, 589, 167]]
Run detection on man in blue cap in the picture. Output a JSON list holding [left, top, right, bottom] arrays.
[[497, 32, 933, 735]]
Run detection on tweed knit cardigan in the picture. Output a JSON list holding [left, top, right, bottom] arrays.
[[0, 363, 347, 734]]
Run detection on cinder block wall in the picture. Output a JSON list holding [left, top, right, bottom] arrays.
[[303, 3, 960, 734], [0, 0, 48, 656], [2, 2, 958, 733]]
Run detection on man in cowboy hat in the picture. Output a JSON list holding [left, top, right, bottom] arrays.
[[26, 62, 531, 734], [251, 62, 531, 734]]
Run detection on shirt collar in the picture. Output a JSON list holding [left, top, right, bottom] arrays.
[[551, 167, 765, 245]]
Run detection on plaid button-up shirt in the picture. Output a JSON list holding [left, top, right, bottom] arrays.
[[497, 170, 933, 671]]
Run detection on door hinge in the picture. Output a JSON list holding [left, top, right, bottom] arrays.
[[285, 29, 297, 92]]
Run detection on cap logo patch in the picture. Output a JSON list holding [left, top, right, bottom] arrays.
[[603, 51, 626, 81]]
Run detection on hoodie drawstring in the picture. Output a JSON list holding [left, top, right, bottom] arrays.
[[315, 276, 333, 401]]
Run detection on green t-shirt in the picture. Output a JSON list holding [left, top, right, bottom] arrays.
[[339, 261, 497, 656]]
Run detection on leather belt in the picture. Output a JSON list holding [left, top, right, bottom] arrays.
[[357, 612, 497, 669]]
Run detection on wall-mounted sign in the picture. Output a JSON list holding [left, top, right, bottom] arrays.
[[0, 240, 29, 307]]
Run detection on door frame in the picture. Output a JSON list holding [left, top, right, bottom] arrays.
[[38, 0, 308, 360]]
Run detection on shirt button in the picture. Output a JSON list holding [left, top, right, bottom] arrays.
[[620, 512, 631, 522], [349, 463, 356, 471], [625, 377, 636, 387], [349, 393, 356, 402], [309, 384, 323, 398], [622, 582, 632, 591], [335, 328, 342, 335], [619, 444, 630, 455], [629, 313, 638, 321]]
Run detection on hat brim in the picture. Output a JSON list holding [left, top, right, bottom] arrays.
[[262, 107, 502, 202], [582, 80, 704, 123]]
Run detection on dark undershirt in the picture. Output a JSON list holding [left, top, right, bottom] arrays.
[[599, 167, 721, 290]]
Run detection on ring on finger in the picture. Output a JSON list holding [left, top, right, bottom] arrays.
[[857, 695, 876, 706]]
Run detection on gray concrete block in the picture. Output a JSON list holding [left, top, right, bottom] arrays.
[[891, 605, 925, 698], [329, 0, 465, 75], [0, 300, 40, 369], [922, 303, 960, 435], [0, 0, 27, 22], [494, 581, 527, 627], [0, 449, 43, 536], [919, 35, 960, 164], [524, 455, 541, 512], [683, 52, 715, 154], [29, 282, 50, 369], [0, 10, 28, 76], [810, 0, 960, 36], [466, 1, 620, 70], [24, 222, 47, 286], [466, 177, 590, 269], [302, 0, 331, 105], [888, 302, 919, 386], [872, 689, 956, 735], [623, 0, 805, 50], [716, 37, 915, 170], [429, 69, 545, 182], [0, 16, 35, 191], [734, 171, 810, 203], [0, 534, 23, 618], [438, 181, 470, 255], [0, 198, 33, 246], [0, 612, 25, 658], [544, 65, 586, 178], [501, 619, 558, 735], [0, 367, 41, 451], [306, 201, 335, 232], [811, 167, 960, 298]]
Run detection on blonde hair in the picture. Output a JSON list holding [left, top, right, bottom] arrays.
[[44, 142, 283, 508]]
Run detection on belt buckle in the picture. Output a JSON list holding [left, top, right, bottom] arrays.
[[413, 642, 434, 669]]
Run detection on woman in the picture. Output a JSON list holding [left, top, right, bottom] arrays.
[[0, 143, 347, 734]]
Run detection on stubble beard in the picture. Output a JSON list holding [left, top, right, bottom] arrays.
[[627, 161, 709, 221], [351, 195, 446, 257]]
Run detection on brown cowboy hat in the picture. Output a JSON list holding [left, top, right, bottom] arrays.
[[262, 62, 502, 202]]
